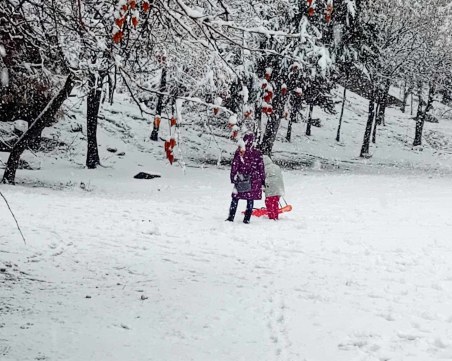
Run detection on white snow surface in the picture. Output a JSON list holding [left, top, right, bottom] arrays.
[[1, 168, 452, 361], [1, 87, 452, 360]]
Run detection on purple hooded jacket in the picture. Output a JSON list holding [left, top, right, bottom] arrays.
[[230, 134, 265, 200]]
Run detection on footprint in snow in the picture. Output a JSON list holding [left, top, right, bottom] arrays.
[[397, 331, 420, 341]]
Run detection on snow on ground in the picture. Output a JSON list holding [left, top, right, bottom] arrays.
[[1, 165, 452, 361], [1, 87, 452, 360]]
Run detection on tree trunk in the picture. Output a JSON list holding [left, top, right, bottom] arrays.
[[255, 102, 263, 140], [336, 86, 347, 142], [306, 104, 313, 136], [259, 87, 288, 155], [410, 90, 414, 116], [286, 111, 294, 142], [401, 78, 412, 114], [260, 113, 281, 155], [86, 73, 103, 169], [371, 102, 379, 144], [150, 67, 167, 141], [413, 81, 435, 147], [401, 78, 407, 113], [380, 80, 390, 126], [360, 91, 376, 157], [372, 86, 384, 144], [443, 89, 452, 104], [415, 81, 424, 121], [286, 96, 301, 142], [413, 117, 425, 147], [107, 71, 116, 105], [2, 75, 74, 184]]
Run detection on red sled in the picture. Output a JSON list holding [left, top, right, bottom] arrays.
[[242, 204, 293, 218]]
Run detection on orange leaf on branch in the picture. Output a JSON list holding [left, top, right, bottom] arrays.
[[170, 116, 177, 127], [281, 84, 288, 96], [262, 104, 273, 115], [115, 17, 125, 28], [128, 0, 137, 10], [244, 110, 252, 119], [325, 3, 333, 23], [142, 1, 151, 12], [263, 90, 273, 103], [132, 16, 139, 28], [264, 68, 272, 81], [154, 116, 161, 128], [113, 31, 123, 44]]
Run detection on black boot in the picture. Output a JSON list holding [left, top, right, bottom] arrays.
[[227, 198, 238, 222], [243, 200, 253, 224], [243, 210, 252, 224]]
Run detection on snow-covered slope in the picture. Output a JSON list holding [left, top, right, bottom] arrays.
[[3, 84, 452, 183], [1, 87, 452, 361], [1, 170, 452, 361]]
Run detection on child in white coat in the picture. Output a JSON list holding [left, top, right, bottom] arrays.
[[263, 155, 285, 220]]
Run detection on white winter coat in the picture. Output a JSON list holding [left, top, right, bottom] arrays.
[[263, 155, 285, 197]]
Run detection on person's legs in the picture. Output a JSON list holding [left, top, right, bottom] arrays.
[[227, 197, 239, 221], [266, 196, 279, 220], [243, 200, 254, 224], [265, 197, 272, 218], [273, 196, 280, 220]]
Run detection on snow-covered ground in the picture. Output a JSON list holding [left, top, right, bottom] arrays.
[[2, 164, 452, 361], [2, 87, 452, 360]]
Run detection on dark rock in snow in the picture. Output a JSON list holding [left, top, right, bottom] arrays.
[[107, 147, 117, 153], [117, 151, 125, 156], [70, 123, 83, 133], [425, 114, 439, 123], [134, 172, 161, 180], [18, 159, 34, 170]]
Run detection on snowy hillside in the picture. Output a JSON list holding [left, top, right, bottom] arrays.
[[3, 84, 452, 186], [1, 88, 452, 361], [72, 87, 452, 175]]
